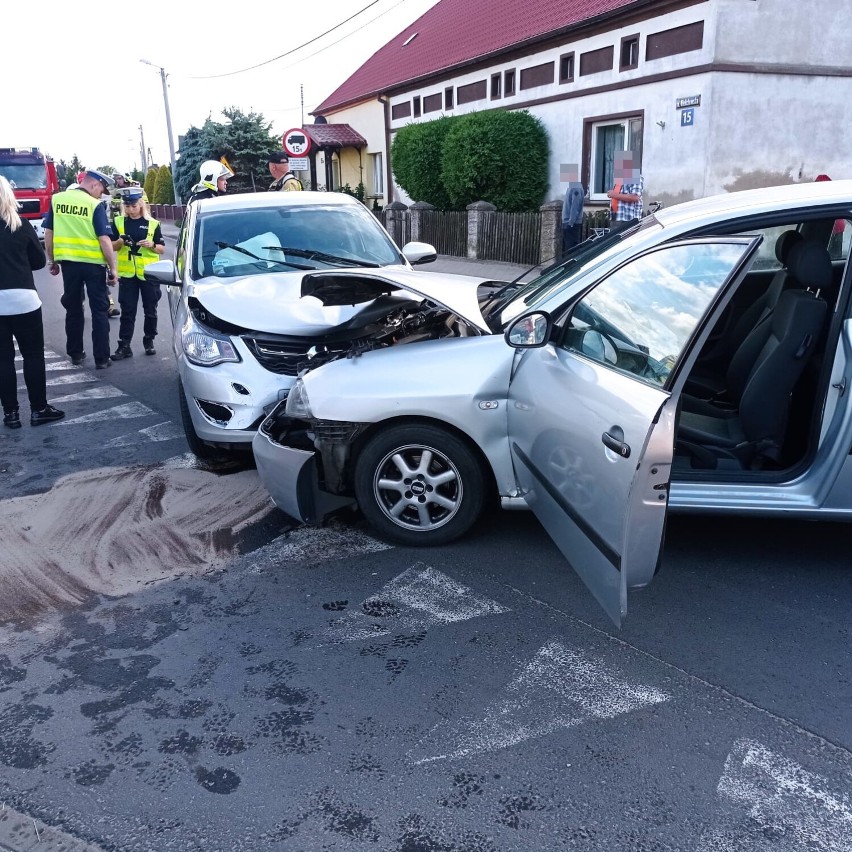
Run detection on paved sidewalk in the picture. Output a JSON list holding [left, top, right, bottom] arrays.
[[157, 220, 542, 282]]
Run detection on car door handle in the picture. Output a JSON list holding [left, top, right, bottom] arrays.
[[602, 430, 631, 458]]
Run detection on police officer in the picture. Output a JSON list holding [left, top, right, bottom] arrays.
[[109, 189, 165, 359], [268, 151, 302, 191], [188, 160, 233, 204], [43, 169, 118, 369]]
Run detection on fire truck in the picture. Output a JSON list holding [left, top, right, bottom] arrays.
[[0, 147, 61, 240]]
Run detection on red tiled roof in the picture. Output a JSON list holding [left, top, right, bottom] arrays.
[[315, 0, 643, 114], [303, 124, 367, 148]]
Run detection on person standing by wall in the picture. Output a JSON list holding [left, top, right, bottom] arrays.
[[606, 151, 644, 230], [109, 189, 166, 359], [268, 151, 302, 191], [43, 169, 118, 369], [560, 163, 585, 254], [0, 176, 65, 427]]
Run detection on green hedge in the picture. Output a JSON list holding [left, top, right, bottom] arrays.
[[391, 110, 549, 212]]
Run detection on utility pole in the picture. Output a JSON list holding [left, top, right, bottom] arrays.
[[140, 59, 178, 197], [301, 84, 304, 128], [139, 125, 148, 175]]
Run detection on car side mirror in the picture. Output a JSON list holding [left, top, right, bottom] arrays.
[[144, 259, 179, 286], [402, 241, 438, 266], [575, 328, 618, 365], [505, 312, 552, 348]]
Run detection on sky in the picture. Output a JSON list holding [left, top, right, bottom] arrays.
[[4, 0, 440, 173]]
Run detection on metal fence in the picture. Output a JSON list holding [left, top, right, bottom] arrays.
[[478, 211, 541, 266], [420, 210, 467, 257]]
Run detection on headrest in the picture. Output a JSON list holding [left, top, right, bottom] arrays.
[[787, 241, 833, 292], [774, 229, 802, 264]]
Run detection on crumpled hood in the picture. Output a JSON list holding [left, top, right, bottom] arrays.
[[188, 267, 493, 335]]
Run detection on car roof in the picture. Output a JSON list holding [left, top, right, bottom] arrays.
[[655, 180, 852, 230], [192, 189, 363, 213]]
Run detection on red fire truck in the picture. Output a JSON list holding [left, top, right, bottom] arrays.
[[0, 147, 61, 240]]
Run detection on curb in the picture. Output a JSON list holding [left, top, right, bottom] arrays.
[[0, 804, 106, 852]]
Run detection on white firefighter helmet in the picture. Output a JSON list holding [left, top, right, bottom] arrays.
[[198, 160, 233, 192]]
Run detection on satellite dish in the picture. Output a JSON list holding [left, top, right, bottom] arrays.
[[314, 115, 328, 124]]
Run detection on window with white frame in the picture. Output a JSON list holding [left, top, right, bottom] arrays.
[[588, 116, 643, 200], [370, 152, 384, 196]]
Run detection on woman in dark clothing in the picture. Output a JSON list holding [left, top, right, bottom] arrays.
[[0, 176, 64, 427]]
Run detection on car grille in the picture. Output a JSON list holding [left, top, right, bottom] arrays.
[[18, 199, 41, 215], [243, 337, 342, 376]]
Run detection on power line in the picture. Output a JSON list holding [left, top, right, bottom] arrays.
[[186, 0, 384, 79]]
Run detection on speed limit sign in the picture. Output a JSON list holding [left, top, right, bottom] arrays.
[[283, 128, 311, 157]]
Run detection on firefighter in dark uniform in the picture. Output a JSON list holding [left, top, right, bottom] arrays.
[[43, 169, 118, 369], [188, 160, 233, 204], [109, 189, 166, 359]]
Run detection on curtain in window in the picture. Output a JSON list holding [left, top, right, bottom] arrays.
[[595, 124, 625, 194]]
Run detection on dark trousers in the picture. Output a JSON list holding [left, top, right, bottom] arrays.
[[117, 277, 162, 343], [0, 307, 47, 413], [562, 222, 582, 255], [60, 262, 110, 362]]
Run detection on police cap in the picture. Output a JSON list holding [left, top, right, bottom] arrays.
[[122, 189, 144, 204], [85, 169, 115, 192]]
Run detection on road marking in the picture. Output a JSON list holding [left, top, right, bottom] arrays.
[[57, 401, 156, 426], [16, 361, 80, 374], [14, 349, 63, 362], [322, 563, 509, 643], [19, 372, 98, 391], [274, 524, 393, 564], [409, 640, 669, 764], [700, 738, 852, 852], [105, 421, 184, 447], [50, 385, 127, 404]]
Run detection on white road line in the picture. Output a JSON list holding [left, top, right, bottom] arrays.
[[18, 372, 98, 391], [409, 640, 669, 764], [14, 350, 63, 362], [322, 563, 509, 644], [50, 386, 127, 404], [703, 738, 852, 852], [105, 421, 184, 447], [57, 401, 155, 426], [16, 361, 79, 374]]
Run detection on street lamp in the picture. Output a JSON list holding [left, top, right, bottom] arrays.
[[140, 59, 178, 197]]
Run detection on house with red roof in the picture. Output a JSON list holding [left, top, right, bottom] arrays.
[[308, 0, 848, 209]]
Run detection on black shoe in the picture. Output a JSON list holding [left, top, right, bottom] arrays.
[[143, 337, 156, 355], [107, 307, 121, 318], [31, 404, 65, 426], [70, 352, 86, 366], [95, 359, 112, 370], [3, 410, 21, 429], [111, 342, 133, 361]]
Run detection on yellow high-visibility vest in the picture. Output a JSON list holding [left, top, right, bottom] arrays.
[[51, 189, 105, 264], [114, 216, 161, 280]]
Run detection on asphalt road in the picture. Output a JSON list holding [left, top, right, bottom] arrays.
[[0, 242, 849, 851]]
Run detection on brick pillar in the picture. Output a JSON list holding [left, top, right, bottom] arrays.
[[540, 199, 563, 265], [384, 201, 408, 248], [466, 200, 496, 260], [409, 200, 434, 242]]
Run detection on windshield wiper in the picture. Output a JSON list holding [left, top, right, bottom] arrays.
[[266, 246, 378, 268], [214, 241, 315, 270]]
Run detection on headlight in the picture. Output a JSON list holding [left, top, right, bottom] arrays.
[[181, 312, 241, 367], [284, 378, 313, 419]]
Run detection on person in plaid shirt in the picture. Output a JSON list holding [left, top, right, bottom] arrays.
[[607, 151, 644, 228]]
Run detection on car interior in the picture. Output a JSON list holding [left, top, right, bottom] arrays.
[[673, 214, 852, 478]]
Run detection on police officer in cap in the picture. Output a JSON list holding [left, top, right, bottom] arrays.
[[109, 189, 166, 360], [43, 169, 118, 369]]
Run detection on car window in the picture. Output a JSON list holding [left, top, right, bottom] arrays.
[[561, 241, 755, 386], [191, 204, 403, 279], [745, 224, 791, 271], [830, 218, 850, 262]]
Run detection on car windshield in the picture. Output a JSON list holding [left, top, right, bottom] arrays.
[[191, 203, 404, 279], [0, 164, 47, 190], [487, 217, 662, 326]]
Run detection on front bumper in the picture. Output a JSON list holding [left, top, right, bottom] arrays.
[[252, 412, 356, 523]]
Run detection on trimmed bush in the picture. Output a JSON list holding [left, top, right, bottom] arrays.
[[143, 166, 159, 201], [441, 110, 549, 212], [391, 115, 454, 210], [154, 165, 175, 204]]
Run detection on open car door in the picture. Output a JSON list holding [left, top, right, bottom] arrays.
[[506, 237, 762, 625]]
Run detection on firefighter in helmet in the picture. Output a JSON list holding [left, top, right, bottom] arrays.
[[188, 160, 233, 204]]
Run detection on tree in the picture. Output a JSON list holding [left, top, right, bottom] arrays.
[[391, 115, 454, 209], [441, 110, 548, 212], [144, 165, 159, 201], [173, 107, 280, 200], [96, 165, 118, 178], [154, 165, 175, 204]]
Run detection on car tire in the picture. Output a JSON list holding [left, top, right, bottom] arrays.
[[354, 424, 486, 546], [178, 378, 224, 461]]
